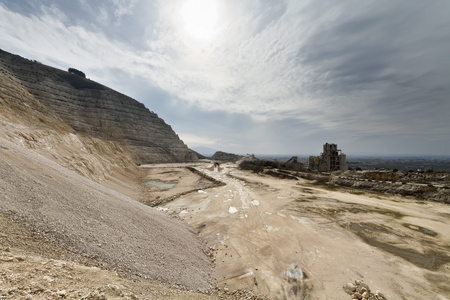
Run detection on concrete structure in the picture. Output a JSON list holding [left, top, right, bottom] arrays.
[[309, 143, 347, 172], [285, 156, 303, 171]]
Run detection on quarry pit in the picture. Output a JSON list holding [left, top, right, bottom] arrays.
[[139, 162, 450, 299]]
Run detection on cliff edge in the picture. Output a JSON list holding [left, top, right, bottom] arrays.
[[0, 49, 197, 164]]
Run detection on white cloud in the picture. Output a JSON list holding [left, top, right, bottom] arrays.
[[179, 134, 217, 147], [1, 0, 449, 155], [113, 0, 137, 18]]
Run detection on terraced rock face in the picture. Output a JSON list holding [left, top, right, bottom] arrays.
[[0, 49, 197, 164]]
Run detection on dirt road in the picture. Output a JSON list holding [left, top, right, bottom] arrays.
[[1, 132, 448, 299], [163, 163, 450, 299]]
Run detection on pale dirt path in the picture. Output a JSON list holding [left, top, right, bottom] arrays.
[[164, 163, 450, 299]]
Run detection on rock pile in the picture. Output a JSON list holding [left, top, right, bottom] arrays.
[[297, 170, 450, 203], [342, 280, 386, 300]]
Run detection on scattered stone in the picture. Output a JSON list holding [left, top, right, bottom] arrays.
[[343, 282, 357, 295], [343, 280, 386, 300], [106, 284, 123, 297], [283, 263, 305, 282], [82, 291, 106, 300], [375, 290, 386, 300], [357, 282, 370, 293], [1, 257, 14, 262]]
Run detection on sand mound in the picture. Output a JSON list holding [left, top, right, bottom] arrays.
[[0, 136, 212, 290]]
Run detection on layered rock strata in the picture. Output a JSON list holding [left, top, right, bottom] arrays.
[[0, 49, 197, 164]]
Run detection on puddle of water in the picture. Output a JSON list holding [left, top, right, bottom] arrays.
[[420, 228, 437, 236], [142, 180, 176, 190], [403, 223, 437, 237], [350, 223, 374, 232], [290, 215, 313, 225]]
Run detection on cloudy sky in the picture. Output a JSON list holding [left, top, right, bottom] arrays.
[[1, 0, 449, 156]]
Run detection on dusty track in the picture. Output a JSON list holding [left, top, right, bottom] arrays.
[[162, 163, 450, 299], [1, 134, 449, 299]]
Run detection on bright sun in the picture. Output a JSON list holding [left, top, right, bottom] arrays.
[[178, 0, 220, 45]]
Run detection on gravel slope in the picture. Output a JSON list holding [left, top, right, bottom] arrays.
[[0, 136, 212, 290]]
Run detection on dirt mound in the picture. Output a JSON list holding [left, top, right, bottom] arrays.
[[0, 50, 216, 294], [0, 135, 213, 290]]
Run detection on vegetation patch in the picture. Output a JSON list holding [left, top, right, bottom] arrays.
[[370, 209, 405, 219], [238, 159, 279, 173]]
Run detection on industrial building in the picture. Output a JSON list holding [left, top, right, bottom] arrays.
[[285, 156, 304, 171], [309, 143, 347, 172]]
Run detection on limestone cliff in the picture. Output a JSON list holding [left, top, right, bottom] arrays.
[[0, 58, 138, 182], [0, 49, 197, 164]]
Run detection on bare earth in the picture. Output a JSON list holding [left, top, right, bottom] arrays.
[[3, 53, 448, 299], [0, 136, 220, 299], [158, 163, 450, 299], [1, 134, 449, 299]]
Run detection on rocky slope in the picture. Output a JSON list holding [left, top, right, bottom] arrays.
[[0, 136, 213, 291], [0, 49, 216, 296], [0, 61, 137, 182], [0, 49, 197, 164]]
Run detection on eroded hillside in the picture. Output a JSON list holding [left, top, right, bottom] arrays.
[[0, 50, 220, 299], [0, 49, 197, 164], [0, 61, 137, 182]]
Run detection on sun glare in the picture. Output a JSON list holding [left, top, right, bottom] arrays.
[[178, 0, 220, 45]]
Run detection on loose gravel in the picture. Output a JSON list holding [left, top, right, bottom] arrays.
[[0, 136, 213, 291]]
